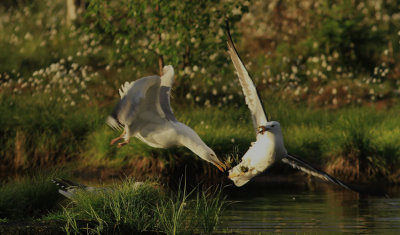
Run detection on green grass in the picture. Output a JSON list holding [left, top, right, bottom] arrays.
[[1, 91, 400, 183], [0, 94, 105, 169], [49, 178, 227, 235]]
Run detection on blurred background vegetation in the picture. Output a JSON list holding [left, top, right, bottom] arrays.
[[1, 0, 400, 184]]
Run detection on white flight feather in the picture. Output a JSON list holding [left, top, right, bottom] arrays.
[[227, 39, 268, 132], [119, 81, 135, 99]]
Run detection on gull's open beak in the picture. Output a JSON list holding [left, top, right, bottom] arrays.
[[258, 126, 269, 134]]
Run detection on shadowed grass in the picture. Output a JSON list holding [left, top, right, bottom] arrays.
[[0, 171, 66, 220]]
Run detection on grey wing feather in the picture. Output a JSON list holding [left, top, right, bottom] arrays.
[[106, 75, 161, 128], [52, 178, 92, 199], [281, 154, 357, 192], [52, 178, 106, 199], [159, 86, 177, 122], [226, 22, 268, 134]]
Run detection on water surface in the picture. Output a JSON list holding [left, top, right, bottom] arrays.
[[219, 180, 400, 234]]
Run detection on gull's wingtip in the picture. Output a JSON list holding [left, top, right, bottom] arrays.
[[282, 154, 390, 196], [225, 20, 236, 51]]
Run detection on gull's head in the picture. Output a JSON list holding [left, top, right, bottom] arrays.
[[258, 121, 282, 135], [207, 152, 227, 172], [198, 147, 226, 172]]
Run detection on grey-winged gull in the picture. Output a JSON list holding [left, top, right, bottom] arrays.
[[225, 23, 357, 191], [52, 178, 143, 199], [106, 65, 226, 172]]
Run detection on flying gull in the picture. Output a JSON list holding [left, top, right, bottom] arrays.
[[225, 23, 357, 191], [106, 65, 226, 172]]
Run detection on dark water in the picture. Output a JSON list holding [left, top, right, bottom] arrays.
[[218, 180, 400, 234]]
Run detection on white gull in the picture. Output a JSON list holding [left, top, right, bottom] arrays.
[[226, 23, 356, 191], [106, 65, 226, 172]]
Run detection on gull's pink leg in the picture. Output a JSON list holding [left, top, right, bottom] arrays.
[[110, 130, 126, 145]]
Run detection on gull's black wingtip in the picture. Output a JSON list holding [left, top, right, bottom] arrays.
[[225, 19, 231, 34], [225, 20, 233, 45]]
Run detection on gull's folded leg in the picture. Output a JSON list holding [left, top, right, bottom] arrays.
[[110, 130, 126, 145]]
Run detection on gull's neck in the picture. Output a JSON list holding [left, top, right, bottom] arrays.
[[260, 131, 287, 158], [176, 122, 214, 162]]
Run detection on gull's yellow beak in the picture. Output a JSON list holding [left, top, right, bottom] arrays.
[[213, 160, 227, 172]]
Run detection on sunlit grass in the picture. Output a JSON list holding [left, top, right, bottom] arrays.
[[0, 94, 104, 169], [1, 90, 400, 182]]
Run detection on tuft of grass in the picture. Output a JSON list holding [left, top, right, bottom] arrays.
[[156, 178, 228, 235], [195, 185, 228, 234], [60, 179, 160, 234], [53, 178, 228, 235]]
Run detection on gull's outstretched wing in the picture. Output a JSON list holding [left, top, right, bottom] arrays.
[[281, 154, 357, 192], [226, 22, 268, 134], [159, 65, 177, 122], [106, 75, 164, 130]]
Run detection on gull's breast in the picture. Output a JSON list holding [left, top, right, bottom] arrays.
[[243, 134, 276, 172]]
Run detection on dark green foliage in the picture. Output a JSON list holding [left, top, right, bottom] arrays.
[[85, 0, 248, 83], [0, 172, 63, 219], [315, 1, 386, 70]]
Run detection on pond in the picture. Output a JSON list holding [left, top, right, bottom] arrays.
[[218, 179, 400, 234]]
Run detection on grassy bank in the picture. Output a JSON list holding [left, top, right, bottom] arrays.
[[1, 92, 400, 183]]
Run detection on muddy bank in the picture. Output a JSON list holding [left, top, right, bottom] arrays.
[[0, 220, 65, 235], [0, 220, 163, 235]]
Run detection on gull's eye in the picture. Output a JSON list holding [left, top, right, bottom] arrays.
[[271, 124, 275, 128]]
